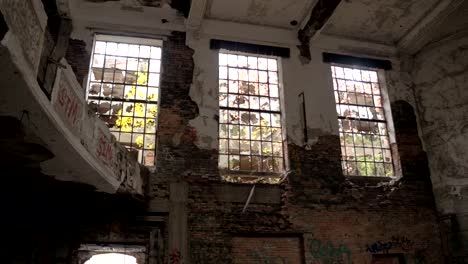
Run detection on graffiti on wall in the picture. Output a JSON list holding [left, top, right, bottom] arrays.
[[168, 248, 182, 264], [53, 76, 83, 130], [96, 128, 114, 167], [366, 236, 414, 254], [390, 236, 414, 251], [309, 239, 351, 264], [366, 241, 393, 254]]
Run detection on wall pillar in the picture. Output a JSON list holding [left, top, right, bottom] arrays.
[[169, 182, 188, 264]]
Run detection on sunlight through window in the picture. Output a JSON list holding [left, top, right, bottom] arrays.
[[84, 253, 137, 264]]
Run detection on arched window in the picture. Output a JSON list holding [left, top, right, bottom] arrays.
[[84, 253, 137, 264]]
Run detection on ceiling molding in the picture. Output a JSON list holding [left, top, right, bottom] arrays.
[[397, 0, 465, 54]]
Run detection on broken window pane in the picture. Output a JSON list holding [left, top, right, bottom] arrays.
[[87, 37, 162, 165], [219, 52, 284, 176], [229, 155, 240, 170], [331, 65, 395, 177]]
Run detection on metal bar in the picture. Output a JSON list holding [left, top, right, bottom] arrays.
[[299, 92, 308, 144], [219, 106, 281, 115], [338, 116, 386, 123], [88, 96, 158, 105], [242, 184, 256, 213]]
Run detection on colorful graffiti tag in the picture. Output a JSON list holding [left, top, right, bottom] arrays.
[[309, 239, 351, 264]]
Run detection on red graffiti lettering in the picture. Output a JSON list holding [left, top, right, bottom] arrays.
[[169, 248, 182, 264], [54, 84, 81, 127], [96, 131, 113, 166]]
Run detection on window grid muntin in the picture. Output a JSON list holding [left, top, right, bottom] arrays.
[[87, 38, 161, 166], [331, 65, 395, 177], [219, 52, 284, 174]]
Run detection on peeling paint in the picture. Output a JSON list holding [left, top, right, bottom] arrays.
[[322, 0, 440, 45], [247, 0, 269, 18]]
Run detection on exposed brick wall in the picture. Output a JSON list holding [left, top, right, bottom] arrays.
[[13, 29, 442, 264], [139, 31, 445, 264], [231, 236, 303, 264], [391, 100, 431, 181], [152, 31, 219, 201], [65, 38, 90, 87]]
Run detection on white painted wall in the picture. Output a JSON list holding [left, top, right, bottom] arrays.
[[67, 5, 413, 175], [186, 25, 407, 151], [412, 33, 468, 217]]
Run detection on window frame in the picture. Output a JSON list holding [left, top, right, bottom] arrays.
[[330, 63, 400, 178], [217, 49, 287, 180], [85, 34, 163, 166]]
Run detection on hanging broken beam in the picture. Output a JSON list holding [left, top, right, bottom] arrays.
[[297, 0, 342, 62]]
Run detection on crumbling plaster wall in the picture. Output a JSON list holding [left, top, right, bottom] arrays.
[[412, 32, 468, 257], [180, 30, 442, 263], [61, 3, 445, 260], [187, 32, 412, 153]]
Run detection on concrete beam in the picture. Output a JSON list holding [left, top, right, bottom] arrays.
[[169, 182, 188, 264], [202, 18, 298, 46], [170, 0, 191, 18], [297, 0, 342, 62], [56, 0, 72, 17], [398, 0, 465, 54], [186, 0, 207, 31], [297, 0, 319, 30]]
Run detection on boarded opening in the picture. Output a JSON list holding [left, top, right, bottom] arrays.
[[371, 254, 405, 264]]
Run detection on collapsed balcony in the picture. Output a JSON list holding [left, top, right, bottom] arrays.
[[0, 0, 145, 195]]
